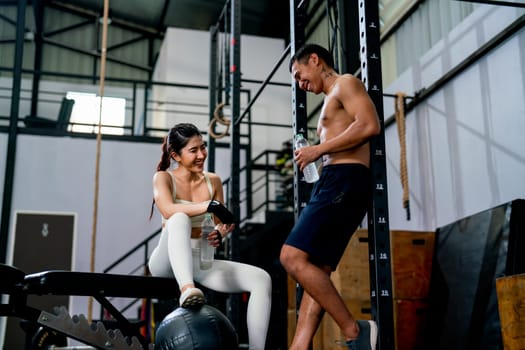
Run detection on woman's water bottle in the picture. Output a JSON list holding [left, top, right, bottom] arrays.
[[294, 134, 319, 183], [200, 213, 215, 269]]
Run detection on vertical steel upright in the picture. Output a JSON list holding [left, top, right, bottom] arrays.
[[289, 0, 311, 338], [30, 0, 44, 117], [0, 0, 27, 263], [228, 0, 242, 333], [289, 0, 309, 233], [337, 0, 360, 74], [358, 1, 395, 349], [208, 24, 218, 172]]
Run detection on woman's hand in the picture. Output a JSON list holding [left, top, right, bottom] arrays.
[[207, 223, 235, 248], [216, 223, 235, 237]]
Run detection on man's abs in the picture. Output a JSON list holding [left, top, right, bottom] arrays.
[[322, 143, 370, 167]]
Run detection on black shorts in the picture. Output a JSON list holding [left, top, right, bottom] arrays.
[[284, 163, 372, 270]]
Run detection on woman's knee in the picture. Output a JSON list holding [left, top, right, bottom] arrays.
[[260, 269, 272, 291], [166, 212, 191, 230], [250, 268, 272, 295], [167, 212, 190, 222]]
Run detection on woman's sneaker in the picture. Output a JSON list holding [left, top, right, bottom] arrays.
[[346, 320, 378, 350], [179, 287, 205, 308]]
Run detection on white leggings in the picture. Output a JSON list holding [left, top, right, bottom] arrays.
[[148, 212, 272, 350]]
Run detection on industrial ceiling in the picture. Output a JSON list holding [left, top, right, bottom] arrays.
[[50, 0, 291, 40]]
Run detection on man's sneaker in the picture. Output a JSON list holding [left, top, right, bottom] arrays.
[[179, 287, 205, 308], [346, 320, 378, 350]]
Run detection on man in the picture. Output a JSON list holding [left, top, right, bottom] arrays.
[[280, 43, 380, 350]]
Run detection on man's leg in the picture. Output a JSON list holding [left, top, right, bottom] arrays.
[[281, 244, 359, 342], [289, 291, 324, 350]]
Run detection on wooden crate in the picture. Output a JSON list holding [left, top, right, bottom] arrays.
[[287, 273, 298, 310], [390, 230, 435, 299], [496, 274, 525, 350], [393, 299, 429, 350], [287, 229, 371, 349], [287, 309, 297, 349], [286, 229, 370, 310], [333, 229, 371, 300], [314, 298, 372, 350]]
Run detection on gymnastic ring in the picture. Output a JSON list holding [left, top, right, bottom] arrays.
[[213, 102, 230, 126], [209, 102, 230, 139]]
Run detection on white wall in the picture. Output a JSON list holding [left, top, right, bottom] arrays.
[[382, 6, 525, 231], [151, 28, 293, 219], [152, 27, 293, 177], [2, 134, 162, 318]]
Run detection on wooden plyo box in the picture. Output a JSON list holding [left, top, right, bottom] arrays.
[[390, 230, 435, 300], [393, 299, 429, 350], [496, 273, 525, 350], [313, 298, 372, 350], [287, 229, 371, 349], [286, 229, 436, 349], [332, 229, 371, 300], [286, 229, 370, 309]]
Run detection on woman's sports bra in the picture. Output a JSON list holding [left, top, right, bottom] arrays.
[[162, 171, 214, 228]]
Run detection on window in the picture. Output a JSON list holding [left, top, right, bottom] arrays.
[[379, 0, 414, 34], [66, 92, 126, 135]]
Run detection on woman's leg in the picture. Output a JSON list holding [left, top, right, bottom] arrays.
[[164, 213, 194, 288], [148, 226, 173, 278], [149, 213, 205, 307], [149, 213, 193, 285], [194, 260, 272, 350]]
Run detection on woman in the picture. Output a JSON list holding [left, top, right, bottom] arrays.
[[148, 123, 272, 350]]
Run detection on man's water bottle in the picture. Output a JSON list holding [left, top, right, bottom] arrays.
[[200, 214, 215, 269], [294, 134, 319, 183]]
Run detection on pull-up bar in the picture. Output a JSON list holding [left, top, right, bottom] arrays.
[[457, 0, 525, 8]]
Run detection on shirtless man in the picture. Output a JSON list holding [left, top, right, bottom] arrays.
[[280, 44, 380, 350]]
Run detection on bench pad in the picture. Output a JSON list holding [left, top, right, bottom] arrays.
[[0, 264, 26, 293], [24, 270, 181, 299]]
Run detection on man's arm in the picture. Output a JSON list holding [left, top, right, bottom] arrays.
[[317, 76, 380, 155]]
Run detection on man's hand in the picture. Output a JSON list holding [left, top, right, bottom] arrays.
[[294, 145, 320, 171]]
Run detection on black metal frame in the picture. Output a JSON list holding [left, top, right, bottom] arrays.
[[358, 1, 395, 348], [0, 0, 26, 265], [226, 0, 242, 333], [289, 0, 312, 334], [208, 24, 219, 172], [288, 0, 396, 348]]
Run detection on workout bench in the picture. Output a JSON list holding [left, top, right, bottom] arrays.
[[1, 264, 181, 350]]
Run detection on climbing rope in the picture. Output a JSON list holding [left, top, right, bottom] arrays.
[[208, 102, 231, 139], [395, 92, 410, 221], [88, 0, 110, 322]]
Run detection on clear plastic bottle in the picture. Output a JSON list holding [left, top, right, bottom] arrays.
[[200, 213, 215, 269], [294, 134, 319, 183]]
